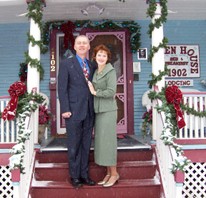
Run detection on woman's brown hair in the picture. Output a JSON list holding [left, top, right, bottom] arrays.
[[92, 44, 111, 63]]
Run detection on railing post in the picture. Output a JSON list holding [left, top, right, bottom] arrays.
[[11, 168, 21, 198], [174, 170, 184, 197], [175, 183, 184, 198]]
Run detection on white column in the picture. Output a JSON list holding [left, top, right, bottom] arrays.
[[27, 18, 41, 144], [27, 18, 40, 93], [152, 2, 165, 89], [151, 2, 165, 140]]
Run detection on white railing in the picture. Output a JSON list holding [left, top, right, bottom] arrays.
[[178, 92, 206, 139], [0, 96, 18, 143], [18, 103, 36, 198]]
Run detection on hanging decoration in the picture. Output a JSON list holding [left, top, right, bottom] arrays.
[[60, 21, 75, 49], [165, 86, 186, 129], [19, 63, 28, 82], [1, 81, 26, 121], [42, 20, 141, 53]]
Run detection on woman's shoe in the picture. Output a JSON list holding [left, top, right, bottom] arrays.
[[97, 175, 110, 185], [103, 174, 119, 187]]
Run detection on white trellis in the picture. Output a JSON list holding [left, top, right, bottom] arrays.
[[0, 166, 13, 198], [182, 162, 206, 197]]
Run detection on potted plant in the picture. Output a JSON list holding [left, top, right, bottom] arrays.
[[141, 106, 152, 138], [38, 105, 52, 143]]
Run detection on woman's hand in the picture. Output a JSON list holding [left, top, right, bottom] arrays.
[[88, 81, 96, 95]]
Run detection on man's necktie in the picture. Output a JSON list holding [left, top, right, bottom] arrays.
[[82, 61, 89, 82]]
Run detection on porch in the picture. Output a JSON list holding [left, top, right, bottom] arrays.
[[0, 0, 206, 197]]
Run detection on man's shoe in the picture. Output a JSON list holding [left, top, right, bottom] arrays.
[[81, 178, 96, 186], [70, 178, 83, 188]]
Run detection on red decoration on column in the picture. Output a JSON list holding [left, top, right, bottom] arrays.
[[1, 81, 26, 121], [60, 21, 75, 49], [165, 85, 186, 129]]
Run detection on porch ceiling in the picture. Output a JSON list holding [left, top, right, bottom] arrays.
[[0, 0, 205, 24]]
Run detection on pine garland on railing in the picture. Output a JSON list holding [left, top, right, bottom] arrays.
[[146, 0, 192, 174], [180, 103, 206, 118], [147, 85, 192, 173], [9, 92, 44, 173]]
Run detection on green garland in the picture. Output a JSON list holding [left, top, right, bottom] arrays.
[[24, 51, 44, 80], [148, 65, 169, 88], [23, 0, 45, 80], [16, 91, 44, 117], [148, 37, 169, 63], [42, 20, 141, 54], [146, 0, 169, 63], [146, 0, 168, 38]]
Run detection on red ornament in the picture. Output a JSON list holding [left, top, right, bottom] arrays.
[[1, 81, 26, 121], [165, 85, 186, 129], [60, 21, 75, 49]]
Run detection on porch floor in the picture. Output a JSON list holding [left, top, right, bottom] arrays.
[[40, 134, 152, 152]]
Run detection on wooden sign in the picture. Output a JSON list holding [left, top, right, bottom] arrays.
[[164, 45, 200, 78]]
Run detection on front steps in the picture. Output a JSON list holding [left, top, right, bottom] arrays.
[[31, 148, 162, 198]]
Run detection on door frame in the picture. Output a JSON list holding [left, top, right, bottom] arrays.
[[49, 28, 134, 136]]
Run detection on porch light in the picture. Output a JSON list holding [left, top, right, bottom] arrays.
[[81, 3, 105, 16]]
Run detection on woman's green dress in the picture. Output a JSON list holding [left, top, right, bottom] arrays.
[[92, 63, 118, 166]]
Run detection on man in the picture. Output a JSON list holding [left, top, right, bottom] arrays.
[[58, 35, 96, 188]]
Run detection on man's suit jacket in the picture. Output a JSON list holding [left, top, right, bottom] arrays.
[[58, 55, 96, 121]]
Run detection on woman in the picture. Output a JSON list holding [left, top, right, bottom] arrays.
[[88, 44, 119, 187]]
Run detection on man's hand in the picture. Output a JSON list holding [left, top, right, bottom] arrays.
[[62, 112, 72, 118]]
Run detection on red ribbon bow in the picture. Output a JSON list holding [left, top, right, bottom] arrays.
[[1, 81, 26, 121], [60, 21, 75, 49], [165, 85, 186, 129]]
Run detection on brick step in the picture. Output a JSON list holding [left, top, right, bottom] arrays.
[[31, 178, 161, 198], [37, 149, 153, 164], [34, 161, 156, 181]]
